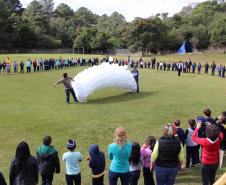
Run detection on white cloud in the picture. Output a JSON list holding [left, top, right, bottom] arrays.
[[20, 0, 208, 21]]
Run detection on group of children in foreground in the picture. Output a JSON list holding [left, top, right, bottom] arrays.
[[1, 108, 225, 185]]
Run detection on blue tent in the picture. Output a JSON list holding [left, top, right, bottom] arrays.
[[177, 41, 193, 54]]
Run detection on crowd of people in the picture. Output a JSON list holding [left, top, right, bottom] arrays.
[[0, 57, 225, 78], [0, 108, 225, 185]]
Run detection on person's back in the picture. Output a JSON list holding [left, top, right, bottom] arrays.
[[10, 141, 38, 185], [37, 136, 60, 185], [10, 156, 38, 185], [63, 151, 82, 175], [156, 136, 181, 167], [108, 142, 132, 173]]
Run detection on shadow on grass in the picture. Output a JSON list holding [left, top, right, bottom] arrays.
[[87, 91, 158, 104]]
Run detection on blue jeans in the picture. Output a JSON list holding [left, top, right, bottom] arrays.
[[109, 170, 130, 185], [155, 166, 178, 185], [129, 170, 140, 185]]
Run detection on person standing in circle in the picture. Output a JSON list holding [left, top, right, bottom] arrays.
[[132, 66, 139, 93], [108, 127, 132, 185], [54, 73, 79, 104]]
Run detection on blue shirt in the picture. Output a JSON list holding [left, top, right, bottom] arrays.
[[108, 142, 132, 173], [62, 151, 83, 175]]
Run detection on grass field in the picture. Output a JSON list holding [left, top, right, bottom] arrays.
[[0, 53, 226, 185], [0, 52, 226, 65]]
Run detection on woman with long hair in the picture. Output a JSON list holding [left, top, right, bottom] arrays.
[[108, 127, 132, 185], [10, 141, 38, 185], [129, 142, 141, 185]]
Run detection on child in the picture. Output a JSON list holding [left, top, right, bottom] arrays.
[[173, 120, 186, 146], [129, 142, 141, 185], [141, 136, 156, 185], [185, 119, 199, 168], [88, 144, 105, 185], [62, 139, 83, 185]]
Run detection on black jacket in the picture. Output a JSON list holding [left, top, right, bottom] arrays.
[[36, 146, 60, 176], [0, 172, 7, 185], [9, 156, 38, 185]]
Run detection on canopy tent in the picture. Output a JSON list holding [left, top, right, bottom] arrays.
[[177, 41, 193, 54]]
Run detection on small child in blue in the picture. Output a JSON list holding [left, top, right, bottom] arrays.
[[87, 144, 106, 185], [62, 139, 83, 185]]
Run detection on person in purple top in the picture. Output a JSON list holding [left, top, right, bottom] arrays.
[[141, 136, 156, 185], [54, 73, 79, 104]]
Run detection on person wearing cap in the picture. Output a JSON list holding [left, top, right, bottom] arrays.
[[151, 123, 184, 185], [131, 66, 139, 93], [37, 136, 60, 185], [62, 139, 83, 185], [87, 144, 106, 185]]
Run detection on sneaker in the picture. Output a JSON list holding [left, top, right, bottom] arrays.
[[74, 99, 79, 103]]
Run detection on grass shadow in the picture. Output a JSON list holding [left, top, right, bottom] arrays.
[[87, 91, 158, 104]]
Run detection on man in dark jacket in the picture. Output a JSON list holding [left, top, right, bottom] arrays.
[[132, 66, 139, 93], [37, 136, 60, 185], [0, 172, 7, 185]]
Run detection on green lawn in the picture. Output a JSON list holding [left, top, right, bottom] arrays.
[[0, 56, 226, 185], [0, 52, 226, 65]]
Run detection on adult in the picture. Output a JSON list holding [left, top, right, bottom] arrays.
[[204, 62, 209, 74], [108, 127, 132, 185], [177, 62, 183, 77], [151, 124, 184, 185], [54, 73, 79, 104], [192, 122, 223, 185], [211, 62, 216, 76], [222, 66, 225, 78], [10, 141, 38, 185], [26, 59, 31, 73], [198, 63, 202, 74], [131, 66, 139, 93], [37, 136, 60, 185], [0, 171, 7, 185], [20, 61, 24, 73]]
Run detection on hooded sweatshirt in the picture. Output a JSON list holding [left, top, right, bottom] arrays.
[[89, 144, 105, 178], [37, 145, 60, 175], [192, 128, 224, 165]]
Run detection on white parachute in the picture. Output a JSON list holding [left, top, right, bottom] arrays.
[[72, 63, 137, 102]]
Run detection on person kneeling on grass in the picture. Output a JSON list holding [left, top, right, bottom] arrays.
[[192, 121, 223, 185], [53, 73, 79, 104], [87, 144, 106, 185], [62, 139, 83, 185]]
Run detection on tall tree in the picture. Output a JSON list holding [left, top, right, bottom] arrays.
[[55, 3, 74, 19]]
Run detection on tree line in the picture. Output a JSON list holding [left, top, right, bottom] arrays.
[[0, 0, 226, 54]]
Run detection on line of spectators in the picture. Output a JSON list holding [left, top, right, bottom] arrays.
[[0, 108, 225, 185], [1, 57, 225, 78], [132, 58, 226, 78]]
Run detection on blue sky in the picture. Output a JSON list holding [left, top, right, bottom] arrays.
[[20, 0, 207, 21]]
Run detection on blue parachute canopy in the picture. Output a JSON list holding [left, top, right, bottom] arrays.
[[177, 41, 193, 54]]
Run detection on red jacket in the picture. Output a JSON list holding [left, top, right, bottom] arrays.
[[192, 127, 223, 165]]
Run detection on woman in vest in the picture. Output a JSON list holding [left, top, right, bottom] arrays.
[[108, 127, 132, 185], [151, 124, 184, 185]]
